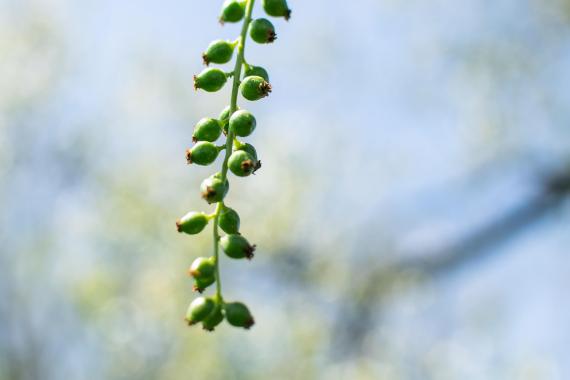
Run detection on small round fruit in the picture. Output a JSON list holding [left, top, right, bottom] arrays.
[[202, 305, 224, 331], [194, 68, 227, 92], [249, 18, 277, 44], [192, 118, 222, 142], [200, 173, 229, 204], [224, 302, 255, 329], [219, 105, 233, 122], [218, 207, 240, 234], [193, 276, 216, 293], [244, 65, 269, 82], [229, 110, 256, 137], [240, 76, 271, 101], [219, 105, 240, 135], [235, 143, 261, 172], [176, 212, 209, 235], [262, 0, 291, 20], [220, 234, 255, 259], [237, 142, 258, 161], [202, 39, 236, 65], [186, 297, 215, 325], [229, 150, 256, 177], [189, 257, 215, 278], [186, 142, 219, 166], [220, 0, 246, 23]]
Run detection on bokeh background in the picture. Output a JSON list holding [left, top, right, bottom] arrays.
[[1, 0, 570, 379]]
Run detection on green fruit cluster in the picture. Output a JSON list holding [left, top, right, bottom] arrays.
[[186, 296, 254, 330], [178, 0, 291, 331]]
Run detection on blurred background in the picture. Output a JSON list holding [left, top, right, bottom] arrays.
[[1, 0, 570, 379]]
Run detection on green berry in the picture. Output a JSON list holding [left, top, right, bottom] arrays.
[[218, 207, 240, 234], [186, 142, 219, 166], [249, 18, 277, 44], [244, 65, 270, 82], [192, 118, 222, 142], [186, 297, 215, 325], [202, 39, 236, 65], [219, 105, 233, 122], [229, 150, 256, 177], [200, 173, 229, 204], [193, 275, 215, 293], [189, 257, 215, 278], [229, 110, 256, 137], [220, 0, 246, 23], [237, 142, 258, 161], [202, 305, 224, 331], [235, 142, 261, 172], [176, 212, 209, 234], [220, 234, 255, 259], [262, 0, 291, 20], [219, 105, 240, 135], [240, 76, 272, 101], [194, 68, 227, 92], [224, 302, 255, 329]]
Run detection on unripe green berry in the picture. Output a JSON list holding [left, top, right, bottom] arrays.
[[186, 142, 219, 166], [202, 305, 224, 331], [218, 207, 240, 234], [262, 0, 291, 20], [237, 142, 258, 161], [176, 212, 209, 235], [186, 297, 215, 325], [189, 257, 215, 278], [234, 142, 262, 173], [229, 110, 256, 137], [202, 306, 224, 331], [229, 150, 256, 177], [219, 0, 246, 23], [200, 173, 229, 204], [244, 65, 270, 82], [192, 118, 223, 142], [249, 18, 277, 44], [240, 76, 272, 101], [194, 68, 227, 92], [219, 105, 240, 135], [224, 302, 255, 329], [202, 40, 236, 66], [219, 105, 233, 123], [193, 275, 215, 293], [220, 234, 255, 259]]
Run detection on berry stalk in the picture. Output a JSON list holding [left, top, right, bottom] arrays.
[[181, 0, 290, 331], [212, 0, 256, 303]]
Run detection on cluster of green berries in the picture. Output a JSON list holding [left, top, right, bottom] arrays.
[[219, 0, 291, 24], [193, 66, 272, 101], [186, 296, 254, 330], [178, 0, 291, 332], [186, 113, 262, 178]]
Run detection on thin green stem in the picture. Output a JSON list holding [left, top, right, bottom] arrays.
[[211, 0, 256, 302], [212, 202, 222, 299]]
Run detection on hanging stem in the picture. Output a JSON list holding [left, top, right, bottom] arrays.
[[212, 0, 256, 302]]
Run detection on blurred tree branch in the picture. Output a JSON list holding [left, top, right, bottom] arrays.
[[401, 165, 570, 275], [331, 165, 570, 359]]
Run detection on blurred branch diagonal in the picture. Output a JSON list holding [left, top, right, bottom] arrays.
[[332, 165, 570, 359], [404, 166, 570, 276]]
